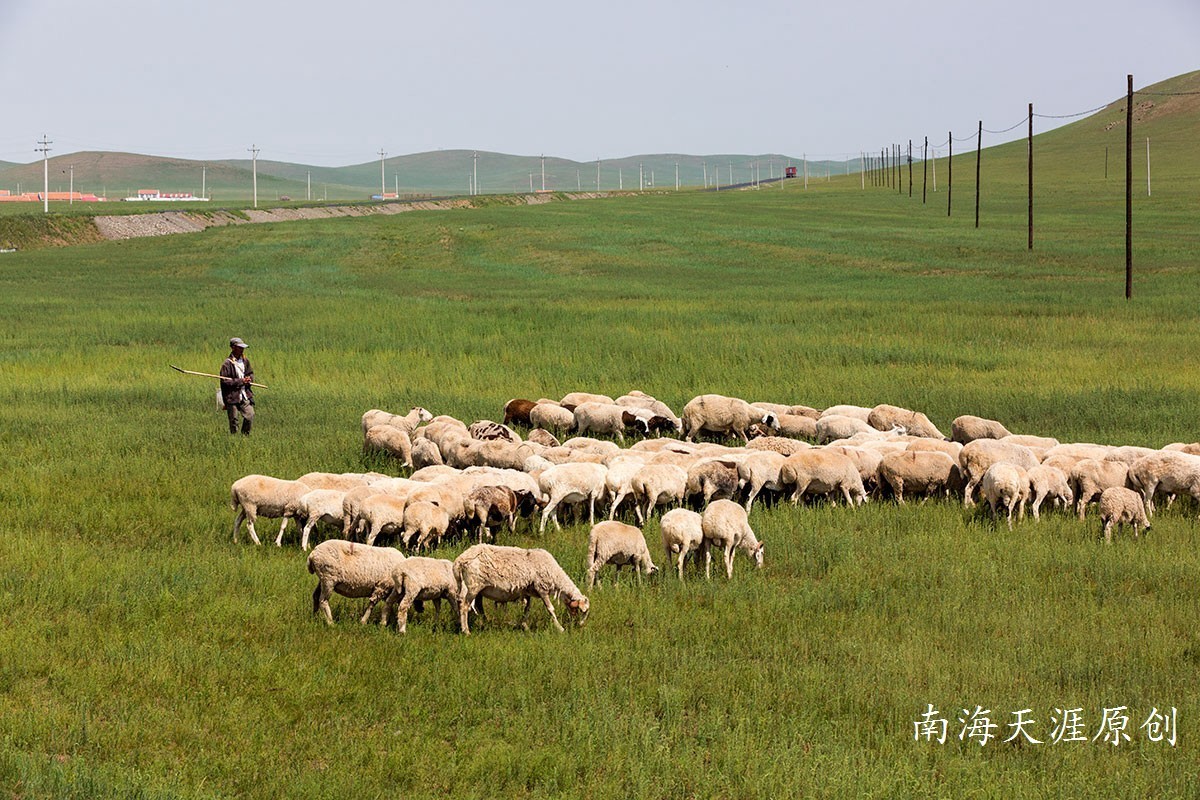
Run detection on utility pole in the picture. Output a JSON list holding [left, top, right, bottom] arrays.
[[541, 154, 545, 192], [36, 135, 52, 213], [68, 164, 74, 204], [473, 151, 478, 196], [675, 161, 679, 190], [202, 165, 206, 200], [728, 161, 733, 186], [248, 144, 259, 208], [577, 170, 581, 191], [639, 162, 644, 191], [596, 158, 600, 191], [378, 149, 387, 197], [619, 169, 623, 190], [307, 170, 311, 201]]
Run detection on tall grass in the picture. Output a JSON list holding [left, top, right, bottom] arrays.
[[1, 155, 1199, 798]]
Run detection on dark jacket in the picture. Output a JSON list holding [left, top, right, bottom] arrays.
[[219, 355, 254, 408]]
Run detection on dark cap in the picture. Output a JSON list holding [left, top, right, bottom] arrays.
[[229, 337, 248, 349]]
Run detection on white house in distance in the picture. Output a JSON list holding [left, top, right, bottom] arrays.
[[123, 188, 208, 202]]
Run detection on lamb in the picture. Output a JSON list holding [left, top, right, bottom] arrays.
[[700, 500, 764, 579], [630, 463, 688, 523], [737, 451, 789, 511], [660, 508, 705, 581], [537, 462, 609, 533], [1098, 487, 1151, 544], [868, 404, 947, 440], [230, 475, 312, 545], [306, 538, 406, 625], [681, 394, 779, 442], [685, 459, 740, 505], [375, 557, 458, 633], [363, 424, 413, 466], [296, 489, 346, 550], [401, 500, 452, 552], [1026, 464, 1073, 520], [502, 398, 538, 428], [958, 439, 1040, 507], [466, 484, 518, 542], [950, 415, 1012, 444], [980, 463, 1029, 530], [361, 406, 433, 436], [1070, 459, 1131, 519], [815, 414, 876, 444], [877, 450, 959, 504], [779, 450, 867, 506], [453, 544, 589, 634], [571, 401, 650, 442], [585, 521, 658, 587], [529, 402, 576, 434], [1127, 451, 1200, 516]]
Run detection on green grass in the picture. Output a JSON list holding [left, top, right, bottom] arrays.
[[2, 83, 1200, 797]]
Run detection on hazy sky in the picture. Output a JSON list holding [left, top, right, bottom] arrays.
[[1, 0, 1196, 166]]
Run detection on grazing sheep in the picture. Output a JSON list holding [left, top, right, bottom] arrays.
[[958, 439, 1040, 507], [503, 398, 538, 428], [780, 450, 867, 506], [572, 402, 650, 442], [376, 557, 458, 633], [538, 462, 609, 533], [1105, 445, 1159, 465], [409, 465, 461, 482], [868, 404, 947, 440], [1002, 434, 1062, 451], [469, 419, 521, 443], [1127, 451, 1200, 516], [950, 415, 1012, 444], [416, 419, 471, 462], [340, 478, 419, 539], [361, 494, 411, 547], [230, 475, 312, 545], [686, 460, 740, 505], [815, 414, 876, 444], [1070, 459, 1131, 520], [410, 437, 444, 470], [616, 391, 683, 432], [824, 445, 884, 493], [1026, 465, 1073, 520], [980, 463, 1029, 530], [819, 404, 874, 422], [750, 413, 816, 441], [1164, 442, 1200, 456], [660, 508, 705, 581], [745, 435, 811, 456], [529, 402, 576, 434], [401, 501, 452, 552], [631, 464, 688, 523], [1040, 442, 1110, 463], [466, 485, 518, 542], [526, 428, 560, 448], [585, 521, 658, 587], [1098, 487, 1151, 544], [306, 539, 406, 625], [906, 438, 963, 460], [454, 544, 589, 634], [681, 394, 779, 442], [737, 451, 789, 511], [361, 406, 433, 436], [752, 401, 818, 420], [296, 489, 346, 550], [877, 450, 959, 504], [295, 472, 390, 492], [604, 456, 649, 520], [363, 424, 413, 466], [560, 437, 622, 458], [560, 391, 616, 408], [700, 500, 764, 580]]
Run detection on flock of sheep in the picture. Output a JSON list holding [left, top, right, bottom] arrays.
[[228, 390, 1200, 634]]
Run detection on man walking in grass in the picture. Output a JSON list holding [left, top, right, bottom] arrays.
[[219, 337, 255, 435]]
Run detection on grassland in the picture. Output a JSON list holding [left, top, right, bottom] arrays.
[[2, 78, 1200, 798]]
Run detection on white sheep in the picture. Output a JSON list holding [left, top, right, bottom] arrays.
[[363, 424, 413, 466], [585, 520, 658, 587], [616, 391, 683, 432], [819, 404, 874, 421], [361, 494, 411, 546], [296, 489, 346, 550], [1098, 487, 1151, 544], [877, 450, 959, 504], [681, 394, 779, 442], [338, 477, 418, 539], [1127, 451, 1200, 516], [1026, 464, 1073, 520], [660, 508, 704, 581], [745, 435, 810, 457], [1070, 458, 1131, 520], [306, 538, 406, 625], [980, 463, 1029, 530], [410, 437, 444, 470], [571, 402, 649, 442], [375, 557, 459, 633], [868, 404, 946, 440], [538, 462, 609, 533], [950, 414, 1012, 444], [780, 450, 867, 506], [958, 439, 1040, 507], [631, 463, 688, 523], [529, 402, 576, 434], [815, 414, 876, 444], [685, 459, 740, 506], [700, 500, 764, 579], [737, 451, 789, 511], [230, 475, 312, 545], [401, 501, 452, 552], [560, 391, 616, 408], [605, 455, 650, 520], [453, 543, 590, 634], [361, 406, 432, 436]]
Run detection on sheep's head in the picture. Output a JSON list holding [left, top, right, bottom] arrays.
[[753, 542, 765, 569], [622, 411, 650, 437], [567, 595, 590, 626], [413, 406, 433, 423], [760, 411, 781, 431]]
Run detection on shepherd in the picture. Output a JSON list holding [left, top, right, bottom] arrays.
[[219, 337, 255, 435]]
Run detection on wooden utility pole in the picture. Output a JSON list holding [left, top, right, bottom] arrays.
[[908, 140, 913, 198], [1126, 73, 1133, 299], [1028, 102, 1034, 250], [947, 132, 952, 217], [974, 121, 982, 229], [922, 137, 928, 203]]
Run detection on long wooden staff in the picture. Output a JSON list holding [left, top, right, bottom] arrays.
[[170, 364, 268, 389]]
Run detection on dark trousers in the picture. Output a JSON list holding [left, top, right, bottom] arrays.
[[226, 400, 254, 435]]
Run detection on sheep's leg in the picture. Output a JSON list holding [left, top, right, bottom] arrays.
[[963, 476, 979, 508], [458, 591, 475, 635], [365, 521, 383, 547], [232, 506, 247, 543], [538, 591, 566, 632], [317, 581, 335, 625], [635, 497, 646, 525], [588, 494, 597, 526], [360, 583, 390, 625], [677, 551, 686, 582], [1103, 519, 1114, 544], [703, 541, 713, 580], [518, 597, 534, 630], [894, 479, 906, 505], [1076, 492, 1090, 520], [244, 513, 263, 546], [1031, 492, 1044, 521], [301, 518, 317, 551], [724, 545, 735, 580], [395, 591, 418, 634], [586, 560, 599, 589], [539, 497, 560, 535]]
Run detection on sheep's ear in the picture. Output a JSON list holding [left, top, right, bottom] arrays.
[[756, 542, 765, 553], [622, 411, 636, 425]]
